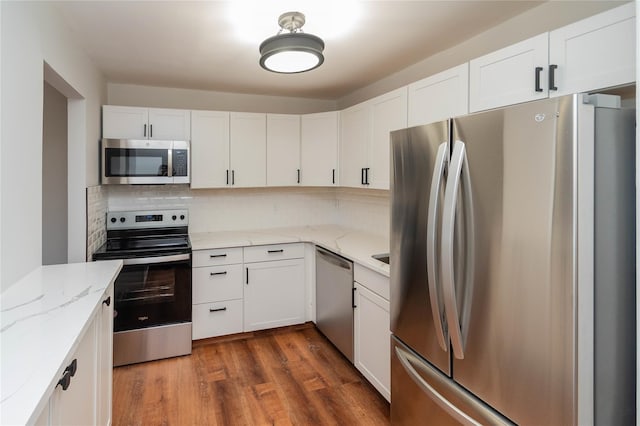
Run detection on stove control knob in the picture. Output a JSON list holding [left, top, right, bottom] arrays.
[[172, 215, 177, 220], [180, 215, 185, 220], [110, 217, 116, 223], [120, 217, 125, 223]]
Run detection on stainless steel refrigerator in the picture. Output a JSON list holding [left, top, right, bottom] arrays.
[[390, 93, 635, 425]]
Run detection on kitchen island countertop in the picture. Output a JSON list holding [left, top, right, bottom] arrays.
[[0, 260, 123, 425], [190, 225, 390, 277]]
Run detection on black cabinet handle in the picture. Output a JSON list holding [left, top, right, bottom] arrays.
[[57, 371, 71, 391], [65, 359, 78, 377], [534, 66, 543, 92], [549, 64, 558, 91], [297, 169, 300, 184], [210, 254, 227, 258], [210, 271, 227, 276], [267, 249, 284, 253], [209, 307, 227, 313], [246, 267, 249, 284], [226, 169, 229, 185], [232, 170, 235, 185], [361, 168, 365, 185], [102, 296, 111, 307], [364, 168, 370, 185], [332, 169, 335, 184], [143, 124, 147, 138], [352, 287, 357, 309], [150, 124, 153, 138]]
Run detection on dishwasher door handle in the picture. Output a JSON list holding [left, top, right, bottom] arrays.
[[316, 247, 352, 270]]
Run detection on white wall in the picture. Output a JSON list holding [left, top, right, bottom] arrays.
[[107, 83, 337, 114], [0, 2, 106, 291]]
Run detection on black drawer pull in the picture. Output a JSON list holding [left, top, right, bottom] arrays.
[[210, 254, 227, 258], [267, 249, 284, 253], [210, 271, 228, 276], [102, 296, 111, 307], [209, 307, 227, 313]]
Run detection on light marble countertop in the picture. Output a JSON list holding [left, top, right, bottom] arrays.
[[0, 260, 123, 426], [190, 224, 390, 276]]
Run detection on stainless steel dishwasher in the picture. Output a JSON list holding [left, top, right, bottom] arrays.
[[315, 246, 354, 362]]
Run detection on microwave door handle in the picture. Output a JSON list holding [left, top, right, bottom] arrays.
[[167, 148, 173, 177], [427, 142, 449, 352]]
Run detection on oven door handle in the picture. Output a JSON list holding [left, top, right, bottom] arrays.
[[123, 253, 191, 266]]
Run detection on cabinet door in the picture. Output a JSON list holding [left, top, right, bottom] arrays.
[[102, 105, 148, 139], [50, 319, 97, 426], [97, 286, 114, 426], [469, 33, 549, 112], [369, 87, 408, 190], [354, 282, 390, 402], [340, 102, 370, 187], [244, 258, 305, 331], [191, 110, 230, 188], [266, 114, 301, 186], [300, 111, 339, 186], [549, 2, 635, 98], [230, 112, 267, 187], [148, 108, 191, 140], [408, 63, 469, 127]]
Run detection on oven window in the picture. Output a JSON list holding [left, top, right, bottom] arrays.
[[105, 148, 168, 177], [114, 259, 191, 332]]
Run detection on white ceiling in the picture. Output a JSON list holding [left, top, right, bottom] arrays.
[[53, 1, 545, 100]]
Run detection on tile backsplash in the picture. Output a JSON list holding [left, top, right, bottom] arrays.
[[86, 185, 108, 260], [104, 185, 390, 238]]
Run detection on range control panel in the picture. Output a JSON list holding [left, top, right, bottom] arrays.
[[106, 209, 189, 230]]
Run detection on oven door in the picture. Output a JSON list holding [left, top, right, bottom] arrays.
[[114, 253, 192, 332], [102, 139, 174, 184]]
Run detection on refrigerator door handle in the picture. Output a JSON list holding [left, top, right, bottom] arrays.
[[427, 142, 449, 351], [441, 140, 475, 360]]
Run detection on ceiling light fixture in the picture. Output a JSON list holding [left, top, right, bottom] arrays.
[[259, 11, 325, 74]]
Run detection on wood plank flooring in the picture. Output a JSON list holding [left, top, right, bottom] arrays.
[[113, 323, 390, 425]]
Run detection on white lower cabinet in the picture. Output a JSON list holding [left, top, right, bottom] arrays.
[[244, 254, 305, 332], [193, 300, 244, 339], [354, 273, 390, 402], [97, 285, 114, 426], [50, 318, 98, 425]]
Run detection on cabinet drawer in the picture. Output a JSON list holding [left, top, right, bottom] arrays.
[[193, 264, 243, 304], [193, 247, 243, 267], [243, 243, 304, 263], [354, 264, 390, 301], [192, 299, 243, 340]]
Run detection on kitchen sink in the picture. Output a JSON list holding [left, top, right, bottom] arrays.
[[372, 253, 390, 265]]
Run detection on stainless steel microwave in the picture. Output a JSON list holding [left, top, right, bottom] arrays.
[[101, 139, 190, 184]]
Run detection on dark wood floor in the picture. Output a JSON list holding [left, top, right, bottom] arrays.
[[113, 323, 390, 425]]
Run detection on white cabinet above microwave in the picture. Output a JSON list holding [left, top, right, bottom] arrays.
[[102, 106, 191, 140]]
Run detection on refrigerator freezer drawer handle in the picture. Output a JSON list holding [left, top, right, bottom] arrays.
[[426, 142, 449, 352], [395, 345, 512, 426], [441, 140, 475, 360]]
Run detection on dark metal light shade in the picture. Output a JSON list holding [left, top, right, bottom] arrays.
[[259, 32, 325, 74]]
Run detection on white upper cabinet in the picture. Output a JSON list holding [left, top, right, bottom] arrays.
[[470, 3, 635, 112], [369, 87, 407, 190], [102, 105, 191, 140], [266, 114, 301, 186], [190, 110, 230, 189], [340, 101, 371, 188], [300, 111, 339, 186], [469, 33, 549, 112], [408, 63, 469, 126], [548, 2, 635, 98], [230, 112, 266, 188], [340, 88, 407, 190]]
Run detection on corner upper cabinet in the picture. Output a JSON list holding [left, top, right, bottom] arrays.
[[190, 110, 230, 189], [102, 105, 191, 140], [408, 63, 469, 127], [267, 114, 301, 186], [469, 33, 549, 112], [548, 2, 635, 98], [300, 111, 339, 186], [230, 112, 267, 188]]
